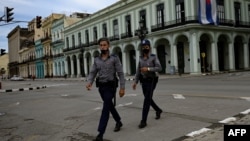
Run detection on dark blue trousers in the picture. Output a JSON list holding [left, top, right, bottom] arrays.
[[98, 85, 121, 135], [141, 81, 161, 122]]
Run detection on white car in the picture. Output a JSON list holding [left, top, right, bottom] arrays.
[[10, 75, 24, 81]]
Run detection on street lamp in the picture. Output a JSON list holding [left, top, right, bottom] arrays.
[[136, 19, 148, 42]]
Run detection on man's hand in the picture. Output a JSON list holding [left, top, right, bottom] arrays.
[[132, 83, 137, 90], [119, 88, 125, 97], [140, 67, 149, 73], [86, 83, 92, 91]]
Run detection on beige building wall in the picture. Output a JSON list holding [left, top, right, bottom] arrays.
[[19, 18, 43, 78], [41, 13, 64, 77], [7, 26, 29, 76], [0, 54, 9, 78]]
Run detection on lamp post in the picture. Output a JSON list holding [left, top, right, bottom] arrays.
[[136, 19, 148, 42]]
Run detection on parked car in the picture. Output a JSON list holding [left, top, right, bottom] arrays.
[[10, 75, 24, 81]]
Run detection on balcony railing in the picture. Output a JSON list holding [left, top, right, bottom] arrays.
[[151, 16, 250, 32], [121, 32, 133, 39], [53, 53, 64, 58], [51, 39, 63, 45], [109, 35, 120, 41], [41, 36, 51, 42], [89, 40, 98, 46]]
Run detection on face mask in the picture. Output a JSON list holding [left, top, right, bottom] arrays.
[[142, 49, 150, 54], [101, 49, 109, 54]]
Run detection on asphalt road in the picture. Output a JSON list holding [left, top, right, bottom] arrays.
[[0, 72, 250, 141]]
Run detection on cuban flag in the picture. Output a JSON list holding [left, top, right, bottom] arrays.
[[199, 0, 218, 25]]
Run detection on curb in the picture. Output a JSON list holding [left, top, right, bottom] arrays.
[[39, 78, 136, 81], [173, 109, 250, 141], [0, 85, 47, 93]]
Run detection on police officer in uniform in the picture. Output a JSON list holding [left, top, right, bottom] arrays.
[[132, 39, 163, 128], [86, 37, 125, 141]]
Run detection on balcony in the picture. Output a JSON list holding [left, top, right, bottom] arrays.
[[53, 53, 64, 58], [42, 55, 53, 60], [109, 35, 120, 41], [151, 16, 250, 32], [89, 40, 98, 46], [51, 39, 64, 45], [121, 32, 133, 39], [41, 36, 51, 43]]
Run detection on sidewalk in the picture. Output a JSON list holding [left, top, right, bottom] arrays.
[[27, 73, 197, 81], [179, 109, 250, 141]]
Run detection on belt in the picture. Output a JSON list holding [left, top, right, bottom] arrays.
[[141, 77, 154, 82], [99, 81, 116, 86], [140, 77, 158, 83]]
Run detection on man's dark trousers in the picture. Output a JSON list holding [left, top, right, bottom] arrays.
[[98, 85, 121, 134], [141, 80, 161, 122]]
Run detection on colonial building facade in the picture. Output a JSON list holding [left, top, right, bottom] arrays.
[[7, 0, 250, 78], [18, 18, 42, 78], [63, 0, 250, 77], [51, 13, 85, 78], [35, 13, 64, 78], [7, 26, 29, 77]]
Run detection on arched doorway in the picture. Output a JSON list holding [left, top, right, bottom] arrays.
[[86, 54, 91, 75], [199, 34, 211, 73], [129, 50, 136, 75], [156, 39, 169, 74], [67, 56, 71, 77], [113, 47, 122, 63], [217, 35, 228, 71], [176, 35, 189, 74], [79, 54, 84, 77], [249, 38, 250, 67], [234, 36, 244, 70], [73, 55, 77, 77]]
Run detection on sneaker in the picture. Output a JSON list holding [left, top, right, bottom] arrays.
[[155, 110, 162, 120], [138, 120, 147, 128], [114, 121, 123, 132]]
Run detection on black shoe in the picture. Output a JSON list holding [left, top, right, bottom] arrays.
[[155, 110, 162, 120], [93, 136, 103, 141], [138, 121, 147, 129], [114, 121, 123, 132]]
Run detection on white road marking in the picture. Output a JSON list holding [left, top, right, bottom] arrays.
[[240, 109, 250, 115], [219, 117, 237, 123], [94, 102, 133, 110], [124, 102, 133, 106], [186, 128, 211, 137], [240, 97, 250, 101], [61, 94, 69, 97], [46, 84, 68, 87], [94, 107, 101, 110], [125, 94, 137, 97], [172, 94, 185, 99]]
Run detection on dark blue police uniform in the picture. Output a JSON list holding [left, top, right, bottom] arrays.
[[134, 53, 163, 127], [87, 54, 125, 136]]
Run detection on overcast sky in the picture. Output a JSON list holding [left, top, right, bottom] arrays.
[[0, 0, 119, 52]]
